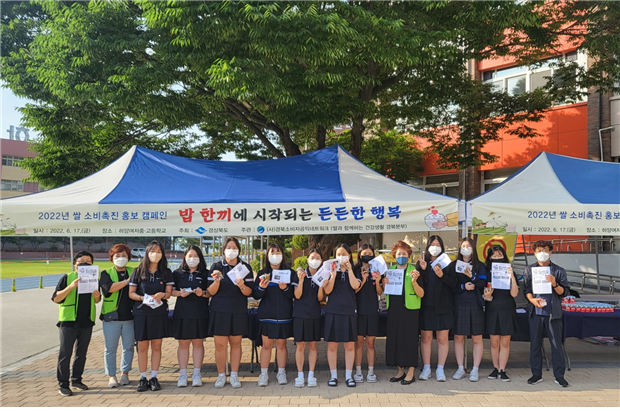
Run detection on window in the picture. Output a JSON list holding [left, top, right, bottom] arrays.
[[408, 173, 460, 197], [1, 180, 24, 191], [481, 167, 520, 192], [2, 155, 24, 167]]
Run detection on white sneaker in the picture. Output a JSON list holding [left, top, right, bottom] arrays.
[[277, 372, 288, 385], [436, 369, 447, 382], [419, 368, 431, 380], [294, 377, 304, 387], [353, 373, 364, 383], [108, 376, 119, 388], [258, 373, 269, 387], [214, 374, 227, 388], [192, 373, 202, 387], [469, 369, 479, 382], [178, 374, 188, 387], [453, 369, 466, 380], [230, 375, 241, 389], [366, 373, 377, 383], [307, 376, 317, 387], [120, 374, 130, 386]]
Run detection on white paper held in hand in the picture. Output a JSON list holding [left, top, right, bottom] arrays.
[[311, 267, 329, 288], [77, 265, 99, 294], [227, 263, 250, 283], [383, 269, 404, 296], [368, 255, 388, 275], [271, 269, 291, 284], [322, 258, 340, 273], [143, 294, 163, 309], [531, 266, 552, 294], [455, 260, 472, 274], [430, 253, 452, 269], [491, 263, 512, 290]]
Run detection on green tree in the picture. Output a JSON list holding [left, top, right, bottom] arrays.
[[291, 235, 308, 251]]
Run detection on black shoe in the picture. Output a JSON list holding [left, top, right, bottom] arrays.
[[554, 377, 569, 388], [499, 370, 511, 382], [58, 387, 73, 397], [137, 377, 149, 392], [488, 368, 499, 379], [389, 374, 406, 383], [346, 378, 356, 387], [527, 375, 543, 385], [401, 376, 416, 385], [71, 382, 88, 391], [327, 378, 338, 387], [149, 377, 161, 391]]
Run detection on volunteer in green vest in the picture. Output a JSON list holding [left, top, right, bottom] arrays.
[[99, 244, 135, 388], [52, 251, 101, 397], [382, 241, 424, 385]]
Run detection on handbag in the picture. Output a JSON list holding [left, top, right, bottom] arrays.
[[103, 310, 119, 322]]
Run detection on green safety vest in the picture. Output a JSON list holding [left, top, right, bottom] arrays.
[[101, 266, 134, 315], [386, 264, 421, 310], [58, 271, 96, 323]]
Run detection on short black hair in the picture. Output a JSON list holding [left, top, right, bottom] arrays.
[[73, 250, 94, 265]]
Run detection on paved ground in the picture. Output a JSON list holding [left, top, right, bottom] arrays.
[[1, 287, 619, 407]]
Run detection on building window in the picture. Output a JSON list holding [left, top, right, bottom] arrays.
[[1, 180, 24, 191], [481, 167, 520, 192], [409, 173, 460, 197], [2, 155, 24, 167], [482, 51, 585, 102]]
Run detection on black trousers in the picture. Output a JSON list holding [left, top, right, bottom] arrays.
[[57, 326, 93, 388], [528, 315, 565, 378]]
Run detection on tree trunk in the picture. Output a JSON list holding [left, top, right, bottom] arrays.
[[280, 127, 302, 157], [349, 115, 365, 159], [307, 234, 342, 260], [316, 125, 326, 149]]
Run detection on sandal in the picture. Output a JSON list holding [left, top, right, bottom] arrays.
[[328, 378, 338, 387], [346, 378, 356, 387]]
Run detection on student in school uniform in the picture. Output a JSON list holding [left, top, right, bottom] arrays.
[[99, 244, 134, 388], [171, 245, 210, 388], [353, 244, 383, 384], [292, 248, 326, 388], [53, 251, 101, 397], [449, 237, 487, 382], [253, 243, 298, 387], [483, 245, 519, 382], [323, 243, 362, 388], [206, 237, 254, 389], [417, 235, 457, 382], [128, 240, 174, 392]]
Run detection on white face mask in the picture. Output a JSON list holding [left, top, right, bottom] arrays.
[[536, 251, 550, 263], [149, 252, 162, 263], [113, 257, 128, 268], [307, 259, 321, 269], [186, 257, 200, 268], [428, 246, 442, 257], [337, 255, 349, 265], [460, 247, 473, 257], [224, 249, 239, 260], [268, 254, 283, 265]]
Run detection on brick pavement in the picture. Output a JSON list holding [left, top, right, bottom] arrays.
[[1, 332, 619, 407]]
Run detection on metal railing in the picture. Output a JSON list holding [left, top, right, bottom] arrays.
[[512, 262, 617, 295]]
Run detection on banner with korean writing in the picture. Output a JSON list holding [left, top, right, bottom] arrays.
[[1, 200, 459, 236]]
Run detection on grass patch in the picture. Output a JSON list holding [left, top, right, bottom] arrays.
[[0, 259, 141, 279]]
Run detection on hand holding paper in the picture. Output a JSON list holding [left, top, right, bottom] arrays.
[[368, 255, 388, 276], [143, 294, 163, 309], [77, 265, 99, 294], [532, 266, 552, 294]]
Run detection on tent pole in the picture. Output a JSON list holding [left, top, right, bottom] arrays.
[[69, 236, 74, 261], [595, 236, 601, 294]]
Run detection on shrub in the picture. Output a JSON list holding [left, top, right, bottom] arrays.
[[293, 255, 308, 270]]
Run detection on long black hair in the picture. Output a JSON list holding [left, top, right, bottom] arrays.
[[136, 240, 169, 282], [485, 245, 509, 273], [354, 243, 375, 270], [180, 245, 207, 273], [267, 243, 288, 269], [423, 235, 445, 261], [456, 237, 480, 274], [334, 243, 354, 269]]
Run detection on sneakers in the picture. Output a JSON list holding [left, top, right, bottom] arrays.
[[294, 377, 304, 387], [230, 375, 241, 389], [307, 376, 318, 387], [555, 377, 569, 388], [214, 374, 227, 388], [528, 375, 543, 385], [499, 370, 511, 382], [276, 371, 288, 385], [137, 377, 149, 392], [469, 369, 479, 382], [192, 373, 203, 387], [178, 374, 188, 387], [71, 382, 88, 391], [452, 368, 466, 380], [353, 373, 364, 383], [120, 374, 130, 386], [366, 373, 377, 383], [419, 368, 431, 381], [58, 387, 73, 397], [258, 373, 269, 387], [488, 368, 499, 379], [149, 377, 161, 391], [435, 368, 447, 382], [108, 376, 119, 388]]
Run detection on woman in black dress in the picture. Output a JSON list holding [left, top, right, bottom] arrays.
[[292, 248, 325, 388], [353, 244, 383, 384], [171, 245, 210, 388], [384, 241, 424, 385], [253, 243, 297, 387], [323, 243, 361, 388], [128, 240, 174, 392], [483, 245, 519, 382]]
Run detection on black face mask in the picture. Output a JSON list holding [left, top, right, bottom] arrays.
[[361, 255, 374, 263], [490, 258, 504, 261], [76, 262, 92, 267]]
